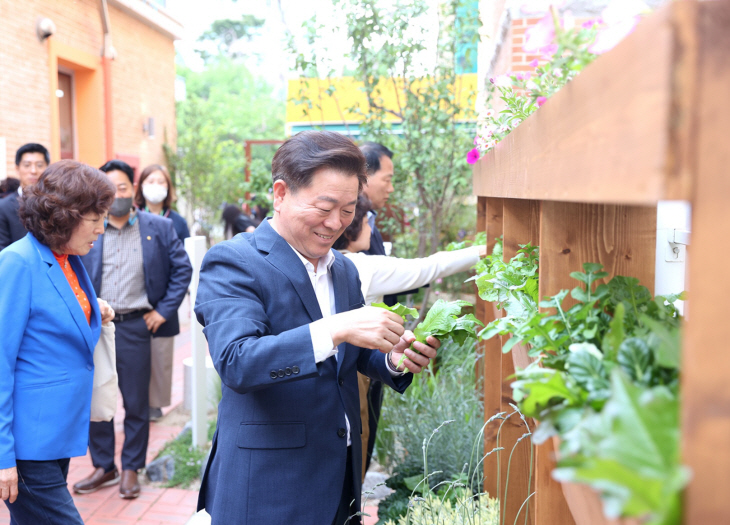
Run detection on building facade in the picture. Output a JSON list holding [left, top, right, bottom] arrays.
[[0, 0, 182, 179]]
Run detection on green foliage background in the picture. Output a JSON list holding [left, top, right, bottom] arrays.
[[165, 58, 284, 236]]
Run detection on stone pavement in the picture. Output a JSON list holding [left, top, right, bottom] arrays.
[[0, 297, 381, 524]]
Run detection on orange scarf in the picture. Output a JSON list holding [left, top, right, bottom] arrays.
[[53, 252, 92, 324]]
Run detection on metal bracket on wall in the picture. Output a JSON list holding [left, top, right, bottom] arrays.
[[665, 229, 691, 262]]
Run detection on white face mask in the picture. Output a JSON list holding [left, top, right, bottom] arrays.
[[142, 184, 168, 205]]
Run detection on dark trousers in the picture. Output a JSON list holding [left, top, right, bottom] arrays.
[[332, 446, 360, 525], [5, 458, 83, 525], [89, 316, 151, 471], [364, 380, 384, 473]]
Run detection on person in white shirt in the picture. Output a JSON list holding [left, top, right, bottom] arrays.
[[333, 194, 486, 479], [333, 195, 486, 306]]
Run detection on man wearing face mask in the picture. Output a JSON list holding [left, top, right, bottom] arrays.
[[73, 160, 192, 499]]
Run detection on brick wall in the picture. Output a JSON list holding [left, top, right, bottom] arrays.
[[510, 18, 545, 72], [109, 4, 176, 174], [0, 0, 176, 177]]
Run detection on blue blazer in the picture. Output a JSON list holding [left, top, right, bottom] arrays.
[[0, 233, 101, 468], [194, 220, 412, 524], [81, 211, 192, 338]]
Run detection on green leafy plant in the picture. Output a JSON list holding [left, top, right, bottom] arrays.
[[373, 302, 420, 322], [553, 371, 689, 525], [472, 244, 539, 353], [445, 231, 487, 252], [414, 299, 483, 347], [479, 259, 685, 524]]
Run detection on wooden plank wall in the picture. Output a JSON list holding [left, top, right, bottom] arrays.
[[479, 199, 657, 524], [682, 1, 730, 522], [478, 197, 504, 503]]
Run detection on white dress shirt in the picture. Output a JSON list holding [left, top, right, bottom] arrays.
[[280, 240, 404, 446]]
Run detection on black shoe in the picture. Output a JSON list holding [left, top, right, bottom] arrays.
[[149, 407, 163, 421]]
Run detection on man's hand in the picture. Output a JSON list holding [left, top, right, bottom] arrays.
[[98, 298, 115, 325], [326, 306, 405, 353], [143, 310, 166, 334], [0, 466, 18, 503], [389, 331, 441, 374]]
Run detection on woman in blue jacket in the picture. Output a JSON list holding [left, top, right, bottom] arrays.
[[0, 160, 116, 524]]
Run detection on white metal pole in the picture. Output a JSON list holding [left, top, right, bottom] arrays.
[[185, 236, 208, 448]]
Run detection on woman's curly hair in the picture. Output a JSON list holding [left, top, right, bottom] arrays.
[[19, 160, 116, 251]]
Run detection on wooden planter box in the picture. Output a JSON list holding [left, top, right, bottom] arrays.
[[474, 1, 730, 523]]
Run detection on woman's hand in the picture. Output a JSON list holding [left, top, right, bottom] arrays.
[[98, 298, 115, 325], [0, 466, 18, 503]]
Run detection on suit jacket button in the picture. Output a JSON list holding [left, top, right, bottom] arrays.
[[270, 370, 278, 379], [87, 364, 93, 371], [337, 428, 346, 438], [292, 366, 300, 374], [285, 367, 292, 376], [338, 378, 344, 386], [277, 369, 285, 378]]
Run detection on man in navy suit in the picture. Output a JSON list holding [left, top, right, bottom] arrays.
[[194, 131, 441, 525], [73, 160, 192, 499], [0, 143, 49, 251]]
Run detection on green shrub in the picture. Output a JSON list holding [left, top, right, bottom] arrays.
[[375, 340, 484, 523], [383, 492, 499, 525]]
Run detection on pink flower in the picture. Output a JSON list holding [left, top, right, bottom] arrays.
[[473, 136, 480, 145], [523, 14, 555, 53], [582, 19, 596, 28], [490, 74, 513, 88], [529, 59, 540, 67], [541, 43, 559, 57], [536, 96, 547, 106], [466, 148, 481, 165]]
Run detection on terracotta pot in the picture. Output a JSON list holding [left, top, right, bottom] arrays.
[[552, 437, 643, 525]]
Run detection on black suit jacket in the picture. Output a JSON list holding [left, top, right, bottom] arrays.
[[81, 211, 192, 337], [0, 193, 27, 251]]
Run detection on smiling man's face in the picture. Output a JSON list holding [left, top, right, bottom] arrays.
[[272, 168, 359, 266]]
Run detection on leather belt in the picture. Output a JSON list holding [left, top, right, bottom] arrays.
[[113, 309, 151, 323]]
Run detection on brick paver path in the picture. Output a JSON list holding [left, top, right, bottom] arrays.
[[0, 298, 380, 524]]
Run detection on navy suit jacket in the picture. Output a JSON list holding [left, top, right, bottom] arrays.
[[194, 220, 412, 524], [81, 211, 192, 337], [0, 193, 27, 251]]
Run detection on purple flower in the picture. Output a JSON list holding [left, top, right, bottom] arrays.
[[466, 148, 481, 165], [529, 59, 540, 67], [536, 96, 547, 107], [582, 19, 596, 28]]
